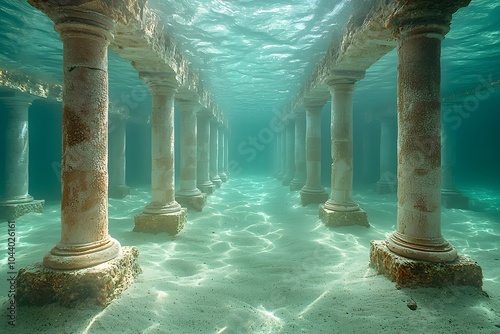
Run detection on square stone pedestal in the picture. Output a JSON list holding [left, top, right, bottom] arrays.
[[300, 190, 328, 206], [198, 184, 215, 195], [369, 240, 483, 289], [134, 208, 187, 235], [109, 185, 131, 199], [442, 191, 469, 209], [175, 193, 206, 212], [16, 246, 141, 307], [373, 181, 397, 194], [212, 179, 222, 188], [319, 205, 370, 227], [0, 200, 44, 221]]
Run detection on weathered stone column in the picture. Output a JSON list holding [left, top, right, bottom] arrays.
[[197, 111, 215, 194], [108, 112, 130, 199], [175, 99, 206, 211], [282, 119, 295, 186], [320, 71, 369, 227], [441, 118, 469, 209], [370, 0, 481, 289], [300, 101, 328, 206], [16, 7, 140, 307], [374, 114, 397, 194], [0, 90, 44, 221], [210, 118, 222, 188], [218, 124, 227, 182], [134, 73, 187, 235], [279, 128, 287, 181], [275, 132, 284, 180], [290, 111, 306, 191], [224, 127, 229, 180]]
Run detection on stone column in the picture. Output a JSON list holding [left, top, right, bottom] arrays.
[[134, 73, 186, 235], [108, 112, 130, 199], [210, 119, 222, 188], [224, 127, 229, 180], [282, 119, 295, 186], [290, 111, 306, 191], [0, 91, 44, 221], [441, 119, 469, 209], [300, 101, 328, 206], [370, 1, 481, 290], [374, 114, 397, 194], [175, 100, 206, 211], [17, 7, 140, 307], [197, 112, 215, 194], [218, 124, 227, 182], [275, 132, 284, 179], [320, 72, 369, 227]]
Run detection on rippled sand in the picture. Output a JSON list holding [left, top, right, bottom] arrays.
[[1, 176, 499, 333]]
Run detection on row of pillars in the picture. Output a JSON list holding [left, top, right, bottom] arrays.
[[274, 7, 480, 285], [11, 7, 226, 306]]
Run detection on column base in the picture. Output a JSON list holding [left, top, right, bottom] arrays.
[[319, 204, 370, 227], [134, 208, 187, 235], [289, 180, 305, 191], [16, 246, 141, 307], [109, 185, 131, 199], [219, 173, 228, 182], [373, 181, 397, 194], [442, 190, 469, 209], [300, 188, 329, 206], [175, 193, 207, 212], [211, 178, 222, 188], [0, 199, 44, 222], [369, 240, 482, 289], [282, 177, 292, 186], [198, 184, 215, 195]]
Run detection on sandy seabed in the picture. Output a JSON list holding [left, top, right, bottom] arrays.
[[1, 176, 499, 333]]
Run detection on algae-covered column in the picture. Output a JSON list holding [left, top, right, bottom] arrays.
[[282, 118, 295, 186], [109, 111, 130, 199], [374, 114, 397, 194], [321, 71, 369, 227], [290, 111, 306, 191], [197, 111, 215, 194], [218, 123, 227, 182], [175, 99, 206, 211], [300, 101, 328, 206], [370, 0, 482, 289], [0, 91, 44, 221], [17, 6, 140, 307], [134, 72, 186, 235], [210, 118, 222, 188]]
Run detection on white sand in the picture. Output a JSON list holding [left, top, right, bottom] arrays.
[[1, 176, 499, 333]]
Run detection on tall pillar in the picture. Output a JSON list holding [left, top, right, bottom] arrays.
[[275, 132, 284, 180], [370, 0, 482, 289], [16, 7, 140, 307], [224, 127, 229, 180], [0, 91, 44, 221], [282, 119, 295, 186], [320, 71, 369, 227], [197, 112, 215, 194], [441, 119, 469, 209], [108, 112, 130, 199], [134, 73, 187, 235], [290, 111, 306, 191], [300, 101, 328, 206], [374, 114, 397, 194], [175, 100, 206, 211], [218, 124, 227, 182], [210, 119, 222, 188]]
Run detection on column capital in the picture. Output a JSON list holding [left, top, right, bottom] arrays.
[[175, 98, 202, 113], [327, 70, 365, 87], [139, 72, 178, 95], [0, 90, 36, 108], [386, 0, 470, 38], [52, 8, 114, 42]]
